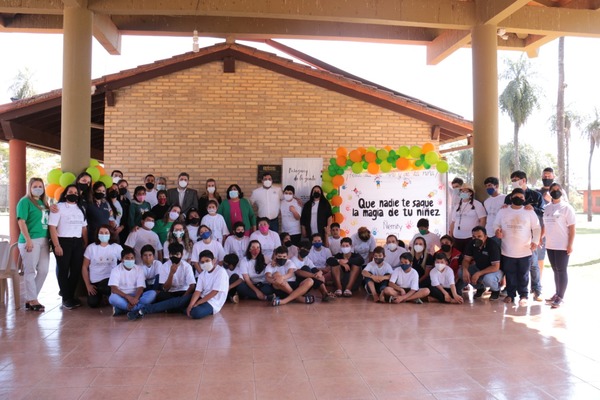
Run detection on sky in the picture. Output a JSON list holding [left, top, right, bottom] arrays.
[[1, 32, 599, 188]]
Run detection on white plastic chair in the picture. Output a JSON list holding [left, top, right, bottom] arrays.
[[0, 241, 22, 309]]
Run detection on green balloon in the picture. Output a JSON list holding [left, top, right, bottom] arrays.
[[437, 160, 449, 173], [415, 160, 423, 167], [47, 168, 62, 185], [322, 181, 334, 193], [328, 165, 337, 175], [362, 161, 368, 169], [381, 161, 392, 172], [330, 158, 336, 166], [59, 172, 76, 188], [424, 151, 439, 165], [327, 193, 334, 200], [89, 159, 99, 167], [336, 167, 344, 175], [352, 162, 363, 174], [332, 206, 340, 214], [376, 149, 389, 160], [346, 159, 353, 166], [331, 189, 338, 195], [322, 171, 332, 182], [86, 166, 101, 182], [398, 146, 410, 158], [424, 163, 431, 169], [386, 156, 394, 163], [99, 175, 113, 188], [410, 146, 422, 159], [389, 150, 396, 157]]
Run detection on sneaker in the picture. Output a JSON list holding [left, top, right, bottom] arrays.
[[500, 288, 508, 297], [545, 294, 558, 304], [518, 297, 528, 306], [490, 291, 500, 301], [533, 291, 543, 302], [474, 288, 485, 298], [72, 298, 82, 308], [112, 307, 126, 316], [127, 309, 144, 321], [62, 300, 77, 310], [413, 299, 423, 304]]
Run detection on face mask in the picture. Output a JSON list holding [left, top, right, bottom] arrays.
[[65, 194, 78, 203], [112, 177, 121, 184], [207, 187, 216, 194], [283, 194, 293, 201], [284, 240, 292, 248], [512, 197, 525, 206], [486, 188, 496, 196], [173, 230, 184, 239], [144, 221, 155, 230], [276, 258, 287, 266], [229, 190, 239, 199], [312, 192, 321, 200], [452, 187, 460, 195], [98, 234, 110, 243], [189, 218, 200, 225], [250, 249, 260, 257], [259, 226, 269, 234], [387, 243, 398, 251], [77, 183, 89, 192], [542, 178, 554, 187], [158, 198, 167, 205], [459, 192, 471, 200], [435, 263, 446, 272], [169, 256, 182, 265], [179, 180, 188, 188], [119, 187, 128, 196], [299, 249, 310, 258], [201, 231, 211, 240], [108, 190, 118, 199], [207, 208, 217, 215], [413, 244, 425, 253], [156, 184, 166, 191], [341, 247, 352, 254], [512, 179, 523, 189], [472, 238, 483, 248], [418, 229, 428, 235], [263, 180, 272, 188], [136, 195, 146, 203], [441, 244, 452, 253], [313, 242, 323, 249], [400, 264, 411, 272], [169, 211, 180, 220], [145, 182, 155, 190], [123, 259, 135, 270], [550, 191, 562, 200], [94, 192, 105, 200], [201, 261, 215, 272], [374, 257, 384, 264], [31, 187, 44, 197], [234, 231, 245, 238]]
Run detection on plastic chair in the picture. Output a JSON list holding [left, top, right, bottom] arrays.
[[0, 241, 22, 309]]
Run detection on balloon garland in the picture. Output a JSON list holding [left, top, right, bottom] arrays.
[[323, 143, 448, 225], [45, 159, 113, 201]]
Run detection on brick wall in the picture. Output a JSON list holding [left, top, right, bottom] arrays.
[[104, 60, 432, 194]]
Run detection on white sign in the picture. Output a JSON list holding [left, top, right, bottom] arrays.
[[282, 158, 323, 204], [338, 170, 447, 242]]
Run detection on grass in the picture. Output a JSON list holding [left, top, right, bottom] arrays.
[[576, 227, 600, 235]]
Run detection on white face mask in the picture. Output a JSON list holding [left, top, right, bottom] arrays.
[[144, 221, 155, 230], [207, 186, 216, 194], [112, 177, 121, 184], [31, 187, 44, 197], [341, 247, 352, 254], [435, 263, 446, 272], [200, 261, 215, 272], [413, 244, 425, 253], [173, 230, 184, 239], [98, 234, 110, 243], [123, 259, 135, 269], [283, 194, 293, 201], [387, 243, 398, 251], [156, 184, 166, 191], [263, 180, 272, 188], [169, 211, 180, 220], [179, 180, 188, 188], [207, 208, 217, 215]]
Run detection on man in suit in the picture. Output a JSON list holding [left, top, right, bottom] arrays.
[[167, 172, 198, 216]]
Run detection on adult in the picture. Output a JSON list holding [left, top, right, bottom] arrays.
[[156, 176, 168, 192], [217, 184, 256, 235], [449, 185, 487, 253], [251, 173, 283, 232], [350, 226, 376, 264], [280, 185, 302, 245], [300, 185, 332, 244], [107, 184, 125, 242], [48, 184, 88, 309], [117, 179, 131, 243], [143, 174, 158, 207], [459, 226, 503, 300], [249, 217, 281, 260], [150, 190, 170, 221], [128, 186, 151, 230], [111, 170, 124, 185], [543, 183, 576, 309], [86, 181, 114, 244], [167, 172, 199, 216], [483, 176, 506, 241], [153, 205, 182, 244], [75, 172, 92, 205], [17, 177, 50, 311], [448, 177, 464, 222], [198, 178, 222, 219], [163, 222, 194, 263], [236, 240, 274, 301], [410, 236, 434, 288], [384, 234, 407, 269]]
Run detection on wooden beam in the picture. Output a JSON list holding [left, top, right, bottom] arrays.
[[0, 0, 63, 14], [0, 14, 62, 32], [1, 120, 15, 140], [431, 125, 441, 141], [92, 13, 121, 55], [223, 56, 235, 73], [502, 6, 600, 36], [477, 0, 531, 25], [427, 30, 471, 65]]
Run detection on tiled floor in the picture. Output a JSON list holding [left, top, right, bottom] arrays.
[[1, 264, 600, 400]]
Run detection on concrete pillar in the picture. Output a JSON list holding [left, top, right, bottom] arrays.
[[471, 24, 499, 201], [61, 5, 93, 173], [8, 139, 27, 244]]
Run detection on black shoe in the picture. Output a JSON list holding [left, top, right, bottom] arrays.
[[72, 298, 82, 308], [62, 300, 77, 310], [490, 291, 500, 301], [127, 309, 144, 321], [474, 288, 485, 298]]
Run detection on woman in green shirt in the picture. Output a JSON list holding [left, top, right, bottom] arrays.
[[17, 178, 50, 312], [153, 205, 183, 245]]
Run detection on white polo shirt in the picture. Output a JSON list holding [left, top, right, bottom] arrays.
[[251, 186, 283, 220]]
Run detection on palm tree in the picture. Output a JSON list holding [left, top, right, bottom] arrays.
[[499, 142, 549, 192], [8, 68, 36, 101], [583, 110, 600, 222], [448, 149, 473, 183], [549, 109, 581, 194], [499, 57, 540, 170]]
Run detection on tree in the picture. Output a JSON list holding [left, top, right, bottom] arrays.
[[549, 109, 581, 194], [448, 149, 473, 184], [8, 68, 37, 100], [499, 57, 540, 170], [582, 110, 600, 222], [499, 142, 552, 192]]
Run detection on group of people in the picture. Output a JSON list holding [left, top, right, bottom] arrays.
[[15, 166, 575, 321]]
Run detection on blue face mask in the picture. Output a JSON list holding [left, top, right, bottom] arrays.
[[123, 259, 135, 269], [201, 231, 211, 240], [486, 188, 495, 196], [400, 264, 411, 272], [312, 242, 323, 249]]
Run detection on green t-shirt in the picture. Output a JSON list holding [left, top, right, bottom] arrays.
[[153, 219, 173, 245], [16, 197, 49, 243]]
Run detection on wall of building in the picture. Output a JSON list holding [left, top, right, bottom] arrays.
[[582, 190, 600, 214], [104, 60, 432, 195]]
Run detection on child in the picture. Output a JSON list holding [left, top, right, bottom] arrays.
[[328, 223, 343, 255], [292, 240, 336, 302], [328, 237, 364, 297], [267, 246, 315, 306], [191, 226, 225, 274], [108, 246, 157, 316], [200, 200, 229, 243], [307, 233, 332, 269], [384, 234, 407, 269], [140, 244, 162, 290], [280, 185, 302, 245], [409, 218, 441, 255], [280, 232, 298, 259], [186, 250, 229, 320], [428, 253, 463, 304], [381, 252, 430, 304], [224, 221, 250, 259], [223, 253, 243, 304], [362, 246, 393, 303], [124, 212, 163, 264]]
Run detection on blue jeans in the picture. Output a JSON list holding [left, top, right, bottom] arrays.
[[530, 250, 542, 294], [457, 264, 503, 292], [502, 255, 531, 299], [189, 302, 214, 319], [109, 291, 157, 314], [143, 293, 192, 314]]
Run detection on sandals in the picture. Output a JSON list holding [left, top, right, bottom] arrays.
[[504, 296, 513, 304], [272, 296, 281, 307], [343, 289, 352, 297], [334, 289, 342, 297], [388, 296, 397, 303], [305, 294, 315, 304], [26, 302, 45, 312]]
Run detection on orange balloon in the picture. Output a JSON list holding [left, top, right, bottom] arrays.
[[336, 156, 347, 167], [96, 165, 106, 176], [331, 195, 343, 207], [367, 162, 380, 174], [54, 186, 64, 201], [334, 212, 345, 224], [358, 147, 367, 155], [332, 175, 345, 187], [336, 147, 348, 157], [422, 142, 435, 153], [364, 152, 377, 163], [396, 158, 410, 171], [349, 150, 362, 163], [45, 183, 60, 197], [340, 230, 347, 237], [384, 145, 392, 151]]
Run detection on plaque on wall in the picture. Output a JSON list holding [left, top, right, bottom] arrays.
[[257, 165, 282, 183]]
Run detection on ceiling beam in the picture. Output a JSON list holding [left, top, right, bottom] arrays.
[[426, 29, 471, 65], [503, 6, 600, 35], [92, 13, 120, 54], [0, 0, 63, 14], [477, 0, 531, 25], [0, 14, 62, 32]]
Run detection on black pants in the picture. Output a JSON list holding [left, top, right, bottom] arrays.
[[228, 274, 240, 298], [429, 286, 452, 303], [299, 266, 324, 289], [87, 278, 111, 308], [56, 237, 84, 303], [547, 249, 570, 299]]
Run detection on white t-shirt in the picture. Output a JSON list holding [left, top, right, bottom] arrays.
[[195, 266, 229, 314], [451, 200, 487, 239], [250, 186, 283, 220], [265, 260, 297, 282], [191, 240, 225, 263], [290, 256, 316, 270], [239, 257, 267, 284], [384, 246, 407, 269], [124, 228, 162, 264], [409, 232, 441, 255], [364, 261, 393, 276], [84, 243, 123, 283], [249, 230, 281, 259], [430, 267, 455, 288], [280, 198, 302, 235], [141, 259, 162, 286], [310, 201, 320, 235], [308, 246, 332, 268], [162, 240, 191, 262], [48, 202, 87, 237], [108, 264, 146, 294], [225, 264, 242, 279], [200, 214, 229, 243], [145, 189, 158, 208], [328, 236, 342, 256], [484, 194, 507, 236], [158, 260, 196, 292], [187, 224, 199, 243], [390, 268, 419, 291], [350, 233, 376, 263], [543, 201, 576, 251], [224, 235, 249, 259], [493, 207, 541, 258]]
